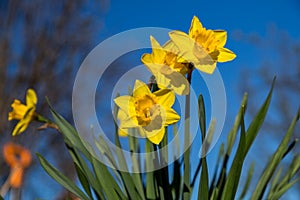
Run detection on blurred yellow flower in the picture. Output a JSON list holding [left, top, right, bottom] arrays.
[[8, 89, 37, 136], [114, 80, 180, 144], [169, 16, 236, 74], [141, 36, 190, 95]]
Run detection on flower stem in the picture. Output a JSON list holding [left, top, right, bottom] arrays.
[[183, 64, 193, 199]]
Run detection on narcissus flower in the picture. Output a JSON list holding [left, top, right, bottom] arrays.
[[114, 80, 180, 144], [169, 16, 236, 74], [8, 89, 37, 136], [141, 36, 190, 95], [3, 143, 32, 188]]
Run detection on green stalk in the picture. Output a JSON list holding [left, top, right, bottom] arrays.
[[183, 64, 193, 199]]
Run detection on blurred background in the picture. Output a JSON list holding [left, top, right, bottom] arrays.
[[0, 0, 299, 199]]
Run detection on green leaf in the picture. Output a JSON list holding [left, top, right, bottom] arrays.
[[221, 106, 246, 200], [267, 167, 283, 198], [198, 94, 206, 141], [114, 102, 144, 199], [172, 160, 182, 199], [49, 104, 91, 159], [146, 140, 158, 199], [226, 93, 248, 155], [251, 108, 299, 200], [239, 162, 255, 200], [269, 177, 300, 200], [37, 153, 90, 200], [197, 95, 209, 200], [128, 133, 146, 200], [74, 162, 92, 198], [69, 148, 106, 199], [198, 157, 209, 200], [245, 77, 275, 156], [91, 157, 127, 200]]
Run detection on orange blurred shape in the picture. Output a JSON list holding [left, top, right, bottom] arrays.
[[3, 143, 32, 188], [3, 143, 31, 168], [9, 166, 24, 188]]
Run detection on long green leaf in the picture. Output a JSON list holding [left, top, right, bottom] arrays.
[[269, 177, 300, 200], [239, 162, 255, 200], [198, 157, 209, 200], [114, 103, 143, 199], [221, 106, 246, 200], [37, 153, 90, 200], [146, 140, 158, 199], [198, 94, 209, 200], [226, 93, 248, 155], [245, 77, 275, 155], [91, 157, 127, 200], [251, 108, 299, 200]]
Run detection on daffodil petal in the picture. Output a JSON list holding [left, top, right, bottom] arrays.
[[114, 96, 133, 112], [141, 53, 153, 64], [150, 36, 166, 63], [154, 89, 175, 107], [194, 63, 217, 74], [169, 31, 199, 63], [119, 128, 128, 137], [12, 119, 30, 136], [133, 80, 151, 97], [213, 30, 227, 47], [147, 128, 165, 145], [26, 89, 37, 107], [165, 108, 180, 125], [217, 48, 236, 62], [120, 116, 138, 129], [189, 16, 203, 37]]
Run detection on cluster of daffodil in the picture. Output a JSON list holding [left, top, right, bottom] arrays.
[[114, 16, 236, 145]]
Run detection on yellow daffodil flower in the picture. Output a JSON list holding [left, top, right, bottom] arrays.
[[169, 16, 236, 74], [114, 80, 180, 144], [8, 89, 37, 136], [141, 36, 190, 95]]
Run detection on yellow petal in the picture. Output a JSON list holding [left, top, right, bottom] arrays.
[[213, 30, 227, 47], [133, 80, 151, 98], [154, 72, 170, 89], [217, 48, 236, 62], [165, 108, 180, 125], [114, 96, 133, 111], [119, 128, 128, 137], [146, 128, 165, 145], [169, 31, 198, 63], [12, 119, 30, 136], [150, 36, 166, 63], [194, 62, 217, 74], [117, 109, 138, 129], [141, 53, 153, 64], [26, 89, 37, 107], [189, 16, 203, 37], [120, 116, 138, 129], [163, 40, 178, 53], [154, 89, 175, 107]]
